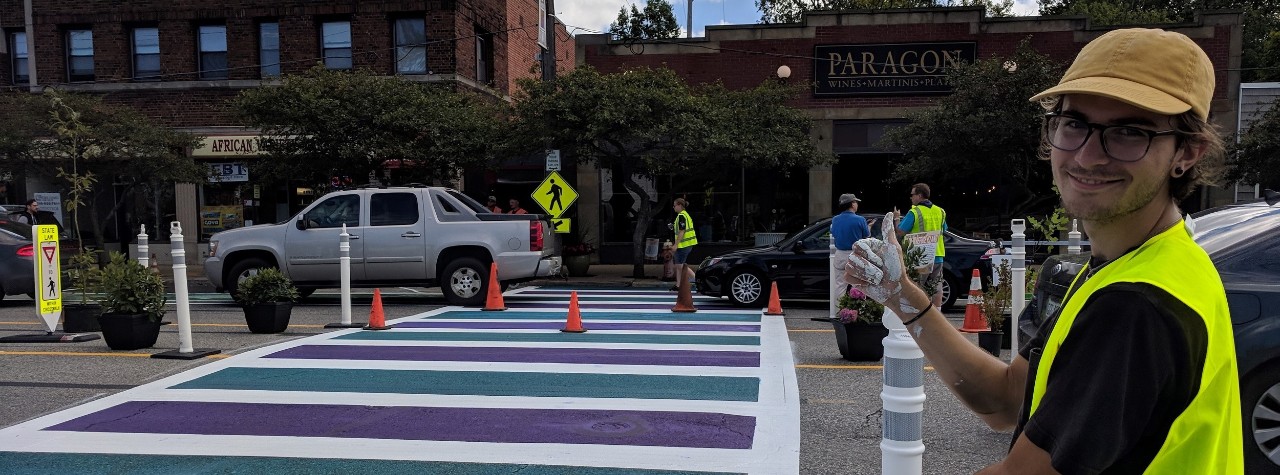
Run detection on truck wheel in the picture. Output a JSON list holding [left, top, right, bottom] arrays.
[[226, 257, 272, 298], [442, 257, 487, 306]]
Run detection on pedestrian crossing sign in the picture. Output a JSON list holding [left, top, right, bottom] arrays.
[[551, 218, 571, 234], [531, 171, 576, 218]]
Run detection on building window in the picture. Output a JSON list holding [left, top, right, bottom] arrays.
[[66, 29, 94, 82], [132, 27, 160, 80], [475, 26, 493, 84], [9, 31, 27, 84], [394, 18, 426, 74], [259, 22, 280, 77], [198, 25, 228, 80], [321, 21, 351, 70]]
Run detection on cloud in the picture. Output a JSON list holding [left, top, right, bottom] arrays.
[[1012, 0, 1038, 16], [558, 0, 636, 36]]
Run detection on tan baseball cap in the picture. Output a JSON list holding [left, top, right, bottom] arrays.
[[1030, 28, 1215, 120]]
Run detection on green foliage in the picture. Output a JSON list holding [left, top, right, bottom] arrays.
[[610, 0, 681, 40], [881, 40, 1063, 216], [233, 66, 503, 188], [837, 286, 886, 324], [981, 259, 1012, 332], [234, 268, 299, 306], [63, 250, 101, 306], [756, 0, 1014, 24], [902, 239, 940, 297], [1228, 97, 1280, 190], [1027, 205, 1069, 252], [98, 253, 166, 322]]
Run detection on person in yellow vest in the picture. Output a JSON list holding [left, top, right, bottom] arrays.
[[841, 28, 1241, 473], [894, 183, 947, 307], [671, 198, 698, 292]]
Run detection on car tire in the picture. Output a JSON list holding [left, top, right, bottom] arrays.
[[1243, 365, 1280, 473], [296, 288, 317, 300], [725, 269, 768, 308], [225, 257, 272, 299], [940, 275, 960, 310], [442, 257, 487, 306]]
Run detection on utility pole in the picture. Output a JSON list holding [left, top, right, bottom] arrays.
[[541, 0, 557, 81], [686, 0, 693, 38]]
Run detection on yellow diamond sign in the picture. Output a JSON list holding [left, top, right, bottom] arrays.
[[531, 171, 577, 218], [550, 218, 571, 234]]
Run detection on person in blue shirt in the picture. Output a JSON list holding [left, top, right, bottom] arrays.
[[831, 193, 870, 251]]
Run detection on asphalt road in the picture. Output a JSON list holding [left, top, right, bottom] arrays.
[[0, 289, 1010, 474]]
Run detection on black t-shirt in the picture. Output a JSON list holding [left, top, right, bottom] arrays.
[[1014, 282, 1208, 475]]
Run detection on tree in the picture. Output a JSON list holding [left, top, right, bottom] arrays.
[[881, 40, 1065, 218], [609, 0, 681, 40], [756, 0, 1015, 24], [233, 66, 503, 188], [1227, 96, 1280, 190], [510, 66, 831, 276], [3, 90, 206, 253]]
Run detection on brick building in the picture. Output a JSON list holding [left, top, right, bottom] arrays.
[[1, 0, 572, 251], [577, 8, 1242, 254]]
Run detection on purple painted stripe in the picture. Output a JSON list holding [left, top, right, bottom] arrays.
[[265, 345, 761, 367], [46, 401, 756, 449], [508, 302, 731, 310], [393, 321, 759, 332]]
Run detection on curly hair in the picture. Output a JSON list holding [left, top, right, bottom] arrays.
[[1036, 96, 1224, 200]]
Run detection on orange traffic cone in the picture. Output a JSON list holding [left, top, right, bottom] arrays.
[[482, 262, 506, 311], [959, 269, 990, 333], [764, 282, 784, 316], [561, 291, 587, 333], [671, 276, 698, 313], [364, 288, 390, 330]]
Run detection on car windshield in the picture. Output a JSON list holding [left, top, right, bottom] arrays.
[[775, 219, 829, 247]]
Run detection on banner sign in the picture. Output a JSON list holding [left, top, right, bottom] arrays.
[[813, 42, 976, 96]]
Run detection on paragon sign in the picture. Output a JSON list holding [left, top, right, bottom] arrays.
[[813, 42, 976, 96]]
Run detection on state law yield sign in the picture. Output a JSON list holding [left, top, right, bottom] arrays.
[[531, 171, 577, 218], [34, 225, 61, 332]]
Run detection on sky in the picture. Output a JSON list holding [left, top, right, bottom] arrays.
[[555, 0, 1041, 39]]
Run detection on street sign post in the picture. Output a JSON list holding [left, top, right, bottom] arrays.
[[531, 171, 577, 218], [0, 225, 99, 343]]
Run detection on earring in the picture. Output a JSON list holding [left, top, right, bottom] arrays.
[[1173, 167, 1185, 177]]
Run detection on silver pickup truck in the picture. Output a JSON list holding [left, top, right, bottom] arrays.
[[204, 186, 560, 306]]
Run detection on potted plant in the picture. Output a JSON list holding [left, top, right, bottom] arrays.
[[96, 252, 166, 350], [831, 286, 888, 361], [978, 260, 1013, 357], [61, 249, 102, 333], [235, 268, 299, 333], [562, 232, 596, 277]]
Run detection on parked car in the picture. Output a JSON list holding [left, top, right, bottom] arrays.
[[695, 215, 996, 308], [0, 221, 36, 300], [205, 186, 561, 306], [1017, 197, 1280, 473]]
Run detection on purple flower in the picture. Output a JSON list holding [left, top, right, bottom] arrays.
[[847, 287, 867, 299]]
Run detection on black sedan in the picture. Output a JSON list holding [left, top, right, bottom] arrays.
[[695, 216, 996, 308], [0, 220, 36, 300], [1018, 196, 1280, 472]]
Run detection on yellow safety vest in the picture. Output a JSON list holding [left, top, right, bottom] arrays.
[[1029, 221, 1242, 473], [909, 204, 946, 257], [674, 210, 698, 249]]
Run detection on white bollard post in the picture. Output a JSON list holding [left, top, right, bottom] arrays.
[[137, 225, 149, 268], [829, 244, 837, 320], [881, 308, 925, 475], [1067, 219, 1082, 255], [152, 221, 218, 359], [325, 223, 362, 328], [1010, 219, 1026, 356]]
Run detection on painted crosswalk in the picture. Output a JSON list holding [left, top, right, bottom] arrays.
[[0, 287, 799, 474]]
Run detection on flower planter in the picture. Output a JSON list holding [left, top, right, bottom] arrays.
[[62, 303, 103, 333], [243, 302, 293, 334], [832, 321, 889, 361], [564, 254, 591, 277], [978, 331, 1003, 357], [97, 312, 162, 350]]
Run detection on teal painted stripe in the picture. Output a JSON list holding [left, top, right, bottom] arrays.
[[170, 367, 760, 402], [0, 452, 742, 475], [425, 310, 761, 322], [333, 331, 760, 346]]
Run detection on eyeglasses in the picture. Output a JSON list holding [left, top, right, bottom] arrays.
[[1044, 112, 1181, 162]]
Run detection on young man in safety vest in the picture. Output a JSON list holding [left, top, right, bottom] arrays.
[[671, 198, 698, 292], [895, 183, 947, 307], [842, 28, 1241, 473]]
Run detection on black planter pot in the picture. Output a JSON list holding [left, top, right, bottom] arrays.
[[564, 255, 591, 277], [1001, 326, 1012, 349], [243, 302, 293, 334], [832, 321, 889, 361], [97, 312, 162, 350], [978, 331, 1003, 357], [63, 303, 103, 333]]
